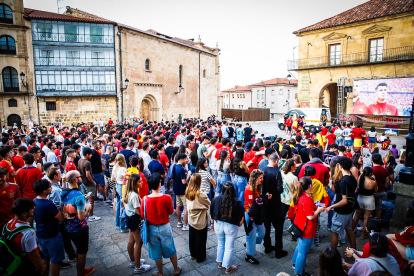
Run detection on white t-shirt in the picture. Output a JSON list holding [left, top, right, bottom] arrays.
[[208, 147, 217, 170], [14, 220, 37, 253], [42, 145, 50, 156], [368, 131, 377, 138], [113, 166, 127, 185], [140, 152, 151, 169], [47, 151, 59, 167], [343, 128, 352, 141], [125, 191, 141, 217], [380, 135, 386, 142], [99, 120, 104, 127]]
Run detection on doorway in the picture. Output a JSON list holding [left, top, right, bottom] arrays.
[[7, 114, 21, 127], [141, 100, 150, 121], [319, 83, 341, 118]]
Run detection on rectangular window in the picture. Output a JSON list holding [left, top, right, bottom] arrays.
[[279, 89, 283, 95], [232, 94, 234, 98], [271, 102, 275, 108], [257, 102, 260, 107], [262, 90, 265, 99], [237, 94, 239, 98], [257, 91, 260, 99], [232, 104, 234, 108], [271, 114, 274, 119], [271, 90, 275, 96], [369, 38, 384, 62], [46, 101, 56, 111], [90, 26, 103, 43], [329, 44, 341, 65], [262, 102, 265, 108], [243, 94, 245, 98], [64, 25, 78, 42]]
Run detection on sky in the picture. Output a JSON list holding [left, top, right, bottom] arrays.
[[25, 0, 367, 90]]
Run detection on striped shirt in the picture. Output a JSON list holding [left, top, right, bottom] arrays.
[[198, 169, 213, 194]]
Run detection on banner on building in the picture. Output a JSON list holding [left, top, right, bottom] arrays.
[[352, 78, 414, 116], [338, 114, 410, 125]]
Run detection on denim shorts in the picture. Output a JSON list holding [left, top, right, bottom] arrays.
[[407, 247, 414, 261], [93, 173, 105, 187], [37, 232, 65, 263], [331, 213, 353, 234], [126, 213, 142, 232], [345, 140, 353, 146], [368, 137, 376, 143], [148, 223, 176, 261]]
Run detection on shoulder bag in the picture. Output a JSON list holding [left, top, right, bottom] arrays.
[[139, 196, 149, 246], [286, 195, 307, 239]]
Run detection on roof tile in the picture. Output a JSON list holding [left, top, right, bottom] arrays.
[[222, 86, 252, 92], [294, 0, 414, 34], [24, 8, 115, 24], [250, 78, 298, 86]]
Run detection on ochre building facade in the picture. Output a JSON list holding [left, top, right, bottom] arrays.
[[290, 0, 414, 117]]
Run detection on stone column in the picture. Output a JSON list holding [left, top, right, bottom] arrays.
[[390, 183, 414, 233]]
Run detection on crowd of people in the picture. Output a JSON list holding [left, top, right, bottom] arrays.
[[0, 117, 412, 276]]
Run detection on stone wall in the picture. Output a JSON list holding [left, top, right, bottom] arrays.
[[37, 97, 117, 125]]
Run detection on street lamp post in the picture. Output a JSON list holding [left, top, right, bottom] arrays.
[[120, 78, 129, 122], [287, 74, 291, 84], [20, 72, 32, 121], [399, 99, 414, 184]]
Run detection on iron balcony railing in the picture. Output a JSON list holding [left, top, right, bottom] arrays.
[[34, 57, 115, 67], [0, 82, 20, 92], [32, 32, 114, 44], [0, 48, 16, 55], [287, 45, 414, 70]]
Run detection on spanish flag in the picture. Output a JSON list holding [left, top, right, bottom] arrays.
[[287, 179, 331, 220]]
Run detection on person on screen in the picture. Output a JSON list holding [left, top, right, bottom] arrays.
[[367, 83, 398, 116], [352, 83, 368, 114]]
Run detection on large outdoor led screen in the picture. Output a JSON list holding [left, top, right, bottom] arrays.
[[352, 78, 414, 116]]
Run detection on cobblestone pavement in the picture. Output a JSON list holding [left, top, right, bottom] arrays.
[[61, 198, 374, 276], [60, 122, 400, 276]]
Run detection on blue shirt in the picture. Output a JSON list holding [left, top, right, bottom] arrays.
[[148, 160, 166, 177], [236, 128, 243, 140], [120, 149, 136, 168], [172, 164, 187, 196], [33, 198, 59, 239], [60, 188, 88, 233]]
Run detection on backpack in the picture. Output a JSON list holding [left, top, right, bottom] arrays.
[[0, 224, 32, 276]]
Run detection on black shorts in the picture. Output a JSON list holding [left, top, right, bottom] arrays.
[[126, 213, 142, 232], [69, 226, 89, 255], [287, 126, 292, 131]]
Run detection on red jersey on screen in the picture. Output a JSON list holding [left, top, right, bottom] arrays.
[[368, 102, 398, 116], [0, 183, 21, 227], [353, 98, 368, 114]]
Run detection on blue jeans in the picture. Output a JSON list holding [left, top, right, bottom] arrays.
[[93, 173, 105, 187], [233, 175, 248, 206], [148, 223, 176, 261], [245, 212, 265, 256], [37, 232, 65, 263], [292, 237, 314, 274], [327, 187, 335, 229], [115, 184, 128, 231], [215, 220, 239, 269], [217, 174, 231, 195]]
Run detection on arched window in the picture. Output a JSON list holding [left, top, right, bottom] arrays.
[[2, 67, 19, 92], [8, 99, 17, 107], [0, 4, 13, 24], [203, 69, 206, 78], [179, 65, 182, 86], [145, 59, 150, 71], [0, 36, 16, 54]]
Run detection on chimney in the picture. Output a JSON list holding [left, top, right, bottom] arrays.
[[66, 6, 71, 14]]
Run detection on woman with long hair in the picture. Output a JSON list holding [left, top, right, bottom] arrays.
[[185, 140, 192, 155], [178, 144, 186, 155], [387, 200, 414, 261], [353, 167, 377, 239], [210, 182, 244, 274], [292, 155, 304, 177], [232, 148, 250, 205], [195, 157, 216, 198], [189, 143, 199, 173], [282, 145, 293, 159], [216, 150, 231, 195], [351, 153, 363, 180], [367, 126, 377, 153], [383, 151, 394, 165], [281, 159, 299, 220], [319, 245, 348, 276], [185, 174, 211, 263], [111, 154, 128, 232], [123, 174, 150, 273], [244, 169, 266, 265], [292, 177, 326, 276], [108, 152, 117, 210], [386, 156, 397, 185]]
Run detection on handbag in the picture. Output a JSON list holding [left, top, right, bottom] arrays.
[[139, 196, 149, 246], [286, 195, 307, 239]]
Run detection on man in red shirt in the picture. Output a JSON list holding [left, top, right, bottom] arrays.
[[12, 146, 27, 172], [321, 123, 328, 136], [0, 147, 17, 183], [15, 153, 43, 199], [65, 149, 78, 173], [299, 148, 330, 186], [285, 115, 293, 137], [157, 143, 170, 175], [371, 153, 389, 220], [0, 167, 21, 228], [325, 129, 336, 146], [244, 142, 259, 173], [214, 138, 233, 160], [351, 124, 366, 150], [368, 83, 399, 116], [108, 118, 113, 126]]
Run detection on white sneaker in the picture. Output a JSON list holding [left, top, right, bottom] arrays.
[[88, 215, 101, 221], [97, 194, 104, 200], [120, 229, 129, 233], [129, 259, 145, 267], [357, 226, 363, 232], [182, 225, 189, 231], [134, 264, 151, 274], [177, 222, 183, 228]]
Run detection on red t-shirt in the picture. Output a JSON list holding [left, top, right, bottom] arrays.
[[66, 160, 77, 172], [286, 118, 293, 127], [159, 153, 169, 173], [368, 102, 399, 116], [174, 132, 180, 139], [344, 152, 352, 158], [0, 183, 21, 227], [54, 149, 61, 157], [141, 195, 173, 225], [299, 163, 329, 185], [372, 166, 389, 192], [0, 160, 15, 183], [325, 133, 336, 145], [244, 183, 261, 212], [108, 120, 113, 126], [293, 193, 317, 239], [11, 156, 24, 171], [15, 167, 43, 199], [321, 127, 328, 136], [362, 239, 405, 272], [215, 146, 233, 160], [352, 128, 365, 139], [395, 225, 414, 246], [49, 126, 55, 135], [243, 151, 258, 173]]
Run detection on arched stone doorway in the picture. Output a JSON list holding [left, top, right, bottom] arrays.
[[7, 114, 21, 127], [140, 94, 159, 122], [319, 82, 343, 118]]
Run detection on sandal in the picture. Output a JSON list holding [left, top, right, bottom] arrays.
[[174, 267, 182, 276], [225, 265, 237, 274], [218, 263, 223, 269]]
